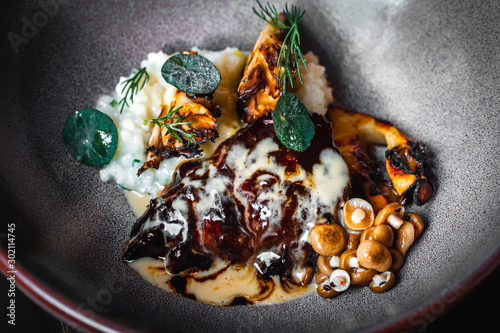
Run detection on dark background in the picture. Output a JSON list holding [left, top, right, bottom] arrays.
[[1, 265, 498, 333]]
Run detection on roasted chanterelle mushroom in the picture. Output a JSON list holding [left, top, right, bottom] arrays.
[[139, 52, 221, 174], [237, 16, 293, 122], [328, 106, 434, 212]]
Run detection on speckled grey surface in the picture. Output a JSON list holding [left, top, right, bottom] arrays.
[[0, 0, 499, 332]]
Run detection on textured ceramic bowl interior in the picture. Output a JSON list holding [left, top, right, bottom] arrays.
[[1, 0, 499, 332]]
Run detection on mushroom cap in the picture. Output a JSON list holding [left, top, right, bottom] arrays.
[[357, 240, 393, 272], [339, 249, 359, 271], [315, 271, 329, 284], [403, 212, 425, 239], [317, 255, 335, 276], [343, 198, 375, 232], [317, 279, 339, 298], [309, 223, 347, 257], [351, 268, 377, 286], [329, 269, 351, 292], [369, 271, 396, 293], [389, 247, 404, 272], [374, 202, 405, 229], [395, 221, 416, 257], [361, 224, 394, 248]]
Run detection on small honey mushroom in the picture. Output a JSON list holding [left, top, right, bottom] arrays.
[[339, 249, 359, 271], [369, 271, 396, 293], [339, 249, 376, 286], [357, 240, 392, 272], [388, 247, 404, 272], [346, 232, 361, 251], [343, 198, 375, 232], [374, 202, 405, 229], [329, 269, 351, 292], [395, 212, 425, 257], [309, 223, 347, 257], [317, 255, 340, 276], [351, 269, 377, 286], [404, 212, 425, 239], [317, 279, 339, 298], [315, 271, 329, 285], [360, 224, 394, 248]]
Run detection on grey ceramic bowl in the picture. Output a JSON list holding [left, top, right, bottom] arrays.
[[1, 0, 499, 332]]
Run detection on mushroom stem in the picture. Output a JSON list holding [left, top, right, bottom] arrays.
[[352, 208, 366, 223], [387, 213, 404, 229]]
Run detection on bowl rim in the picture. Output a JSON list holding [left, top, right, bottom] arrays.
[[1, 245, 499, 332]]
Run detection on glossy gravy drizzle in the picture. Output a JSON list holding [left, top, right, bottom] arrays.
[[123, 114, 350, 305]]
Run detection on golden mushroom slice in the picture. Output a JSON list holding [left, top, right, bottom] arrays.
[[328, 106, 434, 210], [236, 17, 289, 122], [343, 198, 375, 232], [139, 85, 220, 175], [374, 202, 405, 229]]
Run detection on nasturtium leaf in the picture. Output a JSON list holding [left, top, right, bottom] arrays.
[[273, 92, 315, 152], [62, 108, 118, 167], [161, 53, 221, 94]]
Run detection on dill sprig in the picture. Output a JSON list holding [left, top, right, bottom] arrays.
[[118, 67, 149, 113], [151, 106, 197, 148], [253, 0, 308, 91]]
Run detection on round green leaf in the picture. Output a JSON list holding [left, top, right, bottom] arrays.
[[62, 108, 118, 167], [161, 53, 221, 94], [273, 92, 315, 152]]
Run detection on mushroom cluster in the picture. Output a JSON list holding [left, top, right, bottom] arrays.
[[311, 198, 425, 298]]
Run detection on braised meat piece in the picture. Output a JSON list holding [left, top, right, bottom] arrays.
[[123, 114, 350, 288]]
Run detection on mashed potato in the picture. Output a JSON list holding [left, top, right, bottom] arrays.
[[98, 47, 333, 201]]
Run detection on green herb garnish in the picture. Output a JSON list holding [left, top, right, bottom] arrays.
[[151, 106, 197, 148], [62, 108, 118, 167], [253, 1, 315, 152], [161, 53, 221, 95], [273, 92, 315, 151], [118, 67, 149, 113], [254, 0, 308, 89]]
